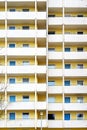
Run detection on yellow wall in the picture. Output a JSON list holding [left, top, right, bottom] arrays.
[[7, 41, 35, 47], [8, 93, 35, 102], [7, 75, 35, 83]]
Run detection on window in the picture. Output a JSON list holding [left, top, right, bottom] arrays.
[[77, 80, 83, 86], [9, 26, 15, 30], [23, 61, 30, 66], [22, 9, 29, 12], [9, 96, 16, 102], [77, 64, 83, 69], [65, 64, 71, 69], [77, 113, 83, 120], [77, 97, 83, 103], [48, 97, 55, 103], [9, 9, 16, 12], [48, 14, 55, 17], [23, 44, 29, 48], [9, 78, 15, 84], [48, 31, 55, 34], [22, 113, 29, 119], [23, 78, 29, 83], [9, 113, 15, 120], [48, 64, 55, 69], [64, 80, 70, 86], [48, 114, 55, 120], [48, 81, 55, 86], [23, 96, 29, 102], [77, 32, 83, 34], [22, 26, 29, 30], [65, 48, 70, 52], [65, 97, 70, 103], [9, 61, 16, 66], [77, 47, 83, 52], [77, 14, 83, 17], [9, 43, 15, 48], [64, 113, 70, 120], [48, 48, 55, 51]]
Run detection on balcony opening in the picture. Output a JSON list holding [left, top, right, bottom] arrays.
[[9, 26, 15, 30], [9, 95, 16, 102], [22, 78, 29, 83], [48, 31, 55, 34], [48, 114, 55, 120], [48, 14, 55, 17], [22, 26, 29, 30], [77, 113, 83, 120], [77, 80, 83, 86], [65, 48, 70, 52], [64, 113, 70, 120], [22, 113, 29, 119], [48, 97, 55, 103], [48, 81, 55, 86], [9, 43, 15, 48], [77, 47, 83, 52], [64, 80, 70, 86], [77, 14, 83, 17], [9, 78, 15, 84], [65, 64, 71, 69], [22, 9, 29, 12], [77, 64, 83, 69], [77, 97, 83, 103], [9, 113, 15, 120], [65, 97, 70, 103], [9, 8, 16, 12], [23, 96, 29, 102], [48, 48, 55, 52], [23, 44, 29, 48], [9, 61, 16, 66], [77, 32, 83, 34]]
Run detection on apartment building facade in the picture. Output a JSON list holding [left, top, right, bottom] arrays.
[[0, 0, 87, 130]]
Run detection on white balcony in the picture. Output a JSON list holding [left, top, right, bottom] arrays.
[[64, 0, 87, 8], [48, 86, 62, 94], [7, 48, 46, 56], [64, 86, 87, 94], [7, 12, 46, 20], [7, 83, 46, 92], [36, 102, 46, 110], [48, 17, 62, 25], [48, 120, 87, 128], [0, 83, 5, 92], [37, 119, 47, 128], [48, 0, 62, 7], [48, 69, 62, 77], [48, 17, 87, 25], [7, 102, 35, 110], [48, 52, 62, 60], [48, 103, 62, 111], [64, 52, 87, 60], [64, 103, 87, 111], [64, 69, 87, 77], [48, 35, 63, 42], [64, 120, 87, 128], [0, 12, 5, 20], [0, 30, 46, 38], [7, 119, 35, 128], [64, 17, 87, 25], [48, 120, 62, 128], [65, 35, 87, 42], [6, 66, 46, 74]]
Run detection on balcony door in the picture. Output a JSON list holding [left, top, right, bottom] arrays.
[[64, 113, 70, 120]]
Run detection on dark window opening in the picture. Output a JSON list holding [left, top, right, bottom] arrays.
[[77, 15, 83, 17], [48, 114, 55, 120], [22, 9, 29, 12], [77, 47, 83, 52], [77, 32, 83, 34], [48, 15, 55, 17], [22, 26, 29, 30], [48, 31, 55, 34]]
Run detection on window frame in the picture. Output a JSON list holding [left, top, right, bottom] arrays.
[[9, 112, 15, 120], [48, 81, 55, 86], [9, 61, 16, 66], [65, 48, 70, 52], [22, 113, 29, 119], [64, 80, 70, 86], [9, 95, 16, 102], [9, 78, 16, 84], [9, 43, 15, 48], [77, 113, 83, 120], [23, 96, 29, 102], [65, 64, 71, 69], [48, 114, 55, 120], [22, 78, 29, 83]]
